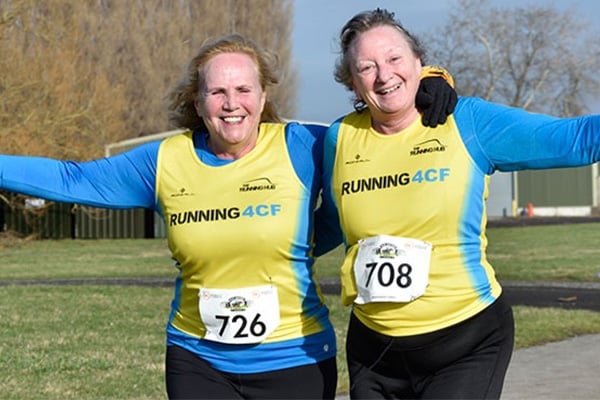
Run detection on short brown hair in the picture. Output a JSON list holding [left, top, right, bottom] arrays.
[[334, 8, 426, 112]]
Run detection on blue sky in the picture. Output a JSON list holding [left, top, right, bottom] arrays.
[[291, 0, 600, 123]]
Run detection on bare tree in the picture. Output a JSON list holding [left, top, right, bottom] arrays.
[[0, 0, 295, 159], [0, 0, 130, 159], [420, 0, 600, 217], [0, 0, 295, 238], [423, 0, 600, 116]]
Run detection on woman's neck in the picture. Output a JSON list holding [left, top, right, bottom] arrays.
[[371, 108, 420, 135]]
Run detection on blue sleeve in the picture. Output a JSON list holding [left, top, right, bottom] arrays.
[[454, 97, 600, 174], [317, 118, 345, 254], [0, 141, 161, 210], [285, 122, 326, 187], [285, 122, 342, 256]]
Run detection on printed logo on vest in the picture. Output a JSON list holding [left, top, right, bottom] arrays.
[[170, 187, 195, 197], [410, 139, 447, 156], [239, 177, 277, 192], [344, 153, 371, 165]]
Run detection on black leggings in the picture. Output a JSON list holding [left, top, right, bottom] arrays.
[[346, 295, 515, 399], [165, 345, 337, 399]]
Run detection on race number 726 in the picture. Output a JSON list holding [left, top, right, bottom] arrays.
[[199, 285, 280, 344], [215, 313, 267, 338]]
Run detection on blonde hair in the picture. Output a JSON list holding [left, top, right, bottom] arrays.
[[167, 34, 281, 130]]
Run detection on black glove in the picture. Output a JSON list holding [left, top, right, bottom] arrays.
[[416, 77, 458, 128]]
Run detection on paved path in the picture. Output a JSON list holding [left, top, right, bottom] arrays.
[[502, 333, 600, 400]]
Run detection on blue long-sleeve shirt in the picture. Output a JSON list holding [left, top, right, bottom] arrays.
[[0, 121, 343, 373], [321, 96, 600, 336]]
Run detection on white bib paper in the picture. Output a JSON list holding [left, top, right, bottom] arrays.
[[353, 235, 432, 304], [199, 285, 280, 344]]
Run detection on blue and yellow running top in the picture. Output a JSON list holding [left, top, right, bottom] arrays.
[[322, 96, 600, 337], [0, 122, 341, 373]]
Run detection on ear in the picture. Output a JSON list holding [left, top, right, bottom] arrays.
[[415, 57, 423, 73], [194, 97, 203, 117], [260, 89, 267, 112], [350, 81, 364, 103], [350, 80, 359, 98]]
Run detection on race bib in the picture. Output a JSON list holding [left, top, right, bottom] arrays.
[[199, 285, 280, 344], [353, 235, 432, 304]]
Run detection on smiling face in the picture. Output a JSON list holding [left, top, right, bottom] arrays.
[[194, 52, 267, 159], [349, 25, 422, 133]]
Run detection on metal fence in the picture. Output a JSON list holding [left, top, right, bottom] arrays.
[[0, 131, 183, 239], [0, 195, 163, 239], [1, 198, 73, 239]]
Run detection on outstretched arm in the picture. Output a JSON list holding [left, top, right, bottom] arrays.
[[0, 141, 161, 210]]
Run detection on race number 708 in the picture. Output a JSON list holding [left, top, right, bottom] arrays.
[[364, 262, 413, 288]]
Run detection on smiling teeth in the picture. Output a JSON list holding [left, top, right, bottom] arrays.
[[380, 83, 401, 95], [223, 117, 243, 123]]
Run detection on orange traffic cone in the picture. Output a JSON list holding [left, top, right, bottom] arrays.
[[527, 202, 534, 217]]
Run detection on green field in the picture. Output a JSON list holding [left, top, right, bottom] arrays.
[[1, 222, 600, 399], [313, 222, 600, 282]]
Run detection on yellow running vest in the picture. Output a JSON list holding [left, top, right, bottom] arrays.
[[156, 124, 327, 342], [331, 111, 502, 336]]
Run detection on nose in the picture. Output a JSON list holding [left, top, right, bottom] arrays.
[[375, 63, 393, 83], [223, 92, 240, 110]]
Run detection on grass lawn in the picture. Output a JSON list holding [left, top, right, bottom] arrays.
[[1, 222, 600, 398]]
